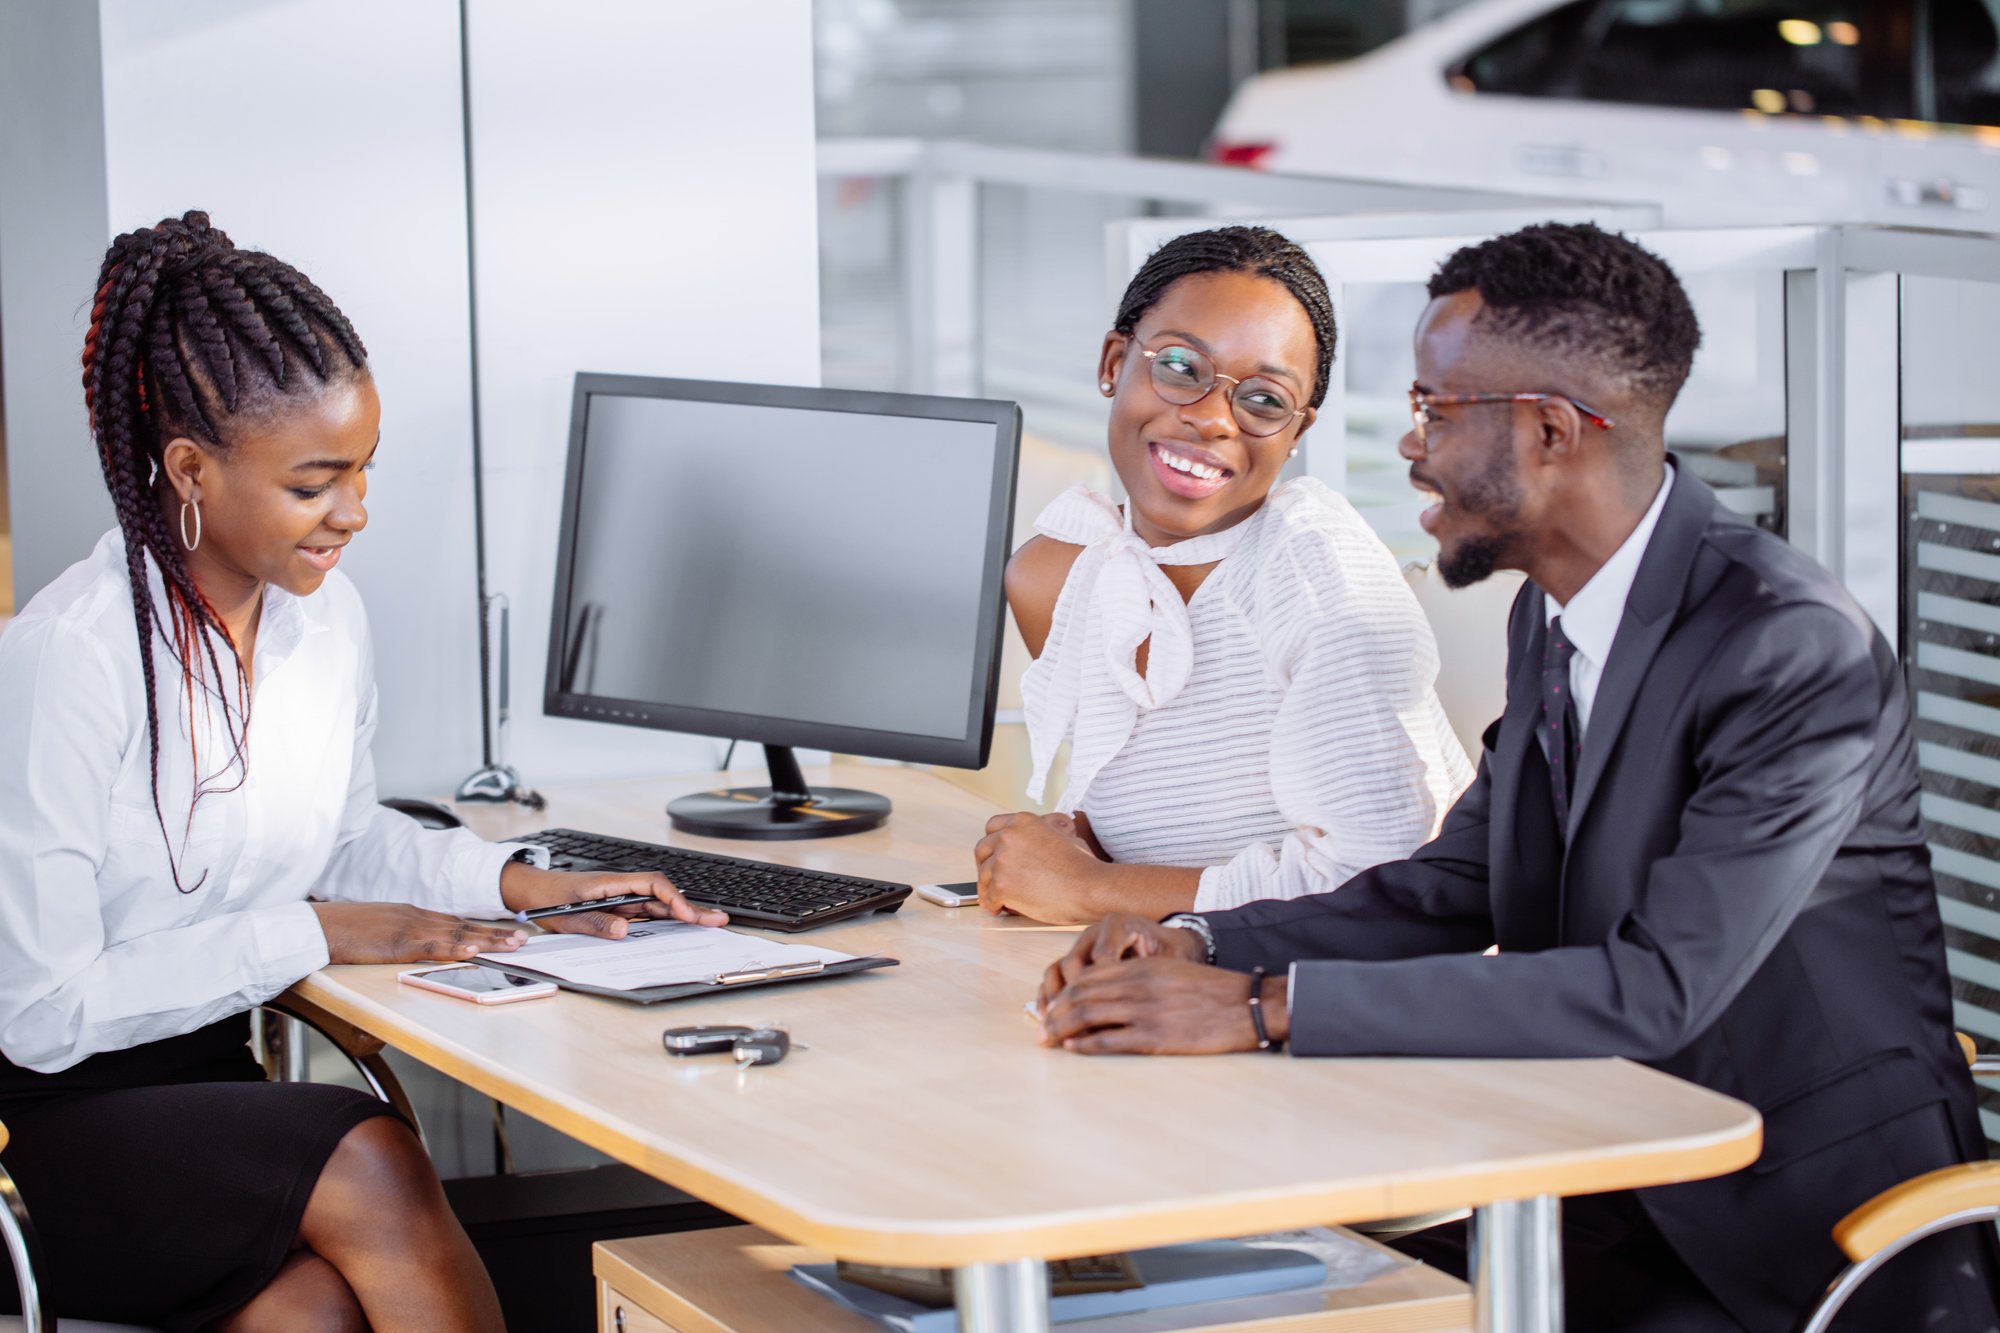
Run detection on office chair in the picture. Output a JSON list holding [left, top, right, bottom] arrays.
[[0, 1000, 421, 1333], [1796, 1033, 2000, 1332]]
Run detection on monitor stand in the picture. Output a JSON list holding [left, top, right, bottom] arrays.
[[666, 744, 891, 841]]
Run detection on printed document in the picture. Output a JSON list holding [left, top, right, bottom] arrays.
[[480, 921, 858, 991]]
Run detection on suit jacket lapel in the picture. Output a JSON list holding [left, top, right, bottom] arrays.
[[1563, 463, 1718, 845]]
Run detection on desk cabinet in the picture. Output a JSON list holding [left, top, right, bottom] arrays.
[[602, 1288, 679, 1333], [594, 1226, 1472, 1333]]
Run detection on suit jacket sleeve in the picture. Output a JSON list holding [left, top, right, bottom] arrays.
[[1206, 728, 1498, 971], [1219, 602, 1881, 1059]]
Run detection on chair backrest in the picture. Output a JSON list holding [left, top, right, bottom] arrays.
[[1403, 560, 1526, 759]]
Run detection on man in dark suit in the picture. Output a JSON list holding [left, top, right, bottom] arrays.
[[1035, 223, 1998, 1332]]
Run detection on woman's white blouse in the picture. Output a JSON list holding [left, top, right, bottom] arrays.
[[1022, 480, 1474, 913], [0, 531, 521, 1073]]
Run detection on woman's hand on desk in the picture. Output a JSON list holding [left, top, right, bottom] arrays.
[[976, 815, 1203, 925], [499, 865, 729, 939], [311, 903, 529, 964], [975, 812, 1110, 924]]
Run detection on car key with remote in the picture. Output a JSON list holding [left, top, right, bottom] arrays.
[[662, 1024, 753, 1056]]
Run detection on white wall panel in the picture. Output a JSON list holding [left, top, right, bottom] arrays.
[[95, 0, 821, 795], [0, 0, 111, 607], [464, 0, 822, 784], [98, 0, 484, 793]]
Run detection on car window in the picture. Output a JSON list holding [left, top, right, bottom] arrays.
[[1930, 0, 2000, 126], [1458, 0, 1908, 120], [1455, 0, 1598, 97]]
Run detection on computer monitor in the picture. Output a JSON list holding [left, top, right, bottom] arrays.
[[545, 373, 1021, 840]]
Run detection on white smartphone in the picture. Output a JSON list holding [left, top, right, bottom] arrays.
[[398, 963, 557, 1004], [915, 881, 981, 908]]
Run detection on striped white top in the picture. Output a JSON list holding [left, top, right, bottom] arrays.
[[1022, 480, 1473, 912]]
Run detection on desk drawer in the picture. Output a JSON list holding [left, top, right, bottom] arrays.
[[601, 1280, 679, 1333]]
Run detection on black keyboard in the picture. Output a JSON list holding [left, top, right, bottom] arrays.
[[524, 828, 910, 932]]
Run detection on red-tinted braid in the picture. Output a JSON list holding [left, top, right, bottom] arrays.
[[75, 210, 368, 892]]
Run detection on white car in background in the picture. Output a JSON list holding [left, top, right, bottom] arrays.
[[1211, 0, 2000, 229]]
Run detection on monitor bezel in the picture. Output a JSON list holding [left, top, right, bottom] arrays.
[[545, 372, 1022, 770]]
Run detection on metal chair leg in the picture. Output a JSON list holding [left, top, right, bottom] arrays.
[[258, 998, 426, 1147], [1797, 1206, 2000, 1333], [0, 1159, 49, 1333]]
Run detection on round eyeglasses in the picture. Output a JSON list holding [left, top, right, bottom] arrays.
[[1134, 343, 1306, 438], [1408, 381, 1614, 450]]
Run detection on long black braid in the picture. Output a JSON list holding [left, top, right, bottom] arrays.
[[1112, 225, 1337, 409], [80, 211, 367, 892]]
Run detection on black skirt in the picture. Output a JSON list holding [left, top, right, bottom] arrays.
[[0, 1014, 399, 1331]]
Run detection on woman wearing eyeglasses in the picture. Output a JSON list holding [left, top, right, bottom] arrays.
[[975, 226, 1473, 925]]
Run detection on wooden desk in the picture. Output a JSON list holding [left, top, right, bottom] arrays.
[[289, 766, 1761, 1333]]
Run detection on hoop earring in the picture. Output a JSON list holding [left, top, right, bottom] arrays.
[[180, 499, 202, 552]]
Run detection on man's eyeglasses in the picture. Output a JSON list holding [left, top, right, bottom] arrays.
[[1408, 382, 1614, 449], [1133, 342, 1307, 438]]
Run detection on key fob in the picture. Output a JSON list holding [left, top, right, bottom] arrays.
[[732, 1028, 791, 1066], [662, 1024, 753, 1056]]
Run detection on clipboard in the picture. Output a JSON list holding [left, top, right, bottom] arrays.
[[473, 953, 897, 1004]]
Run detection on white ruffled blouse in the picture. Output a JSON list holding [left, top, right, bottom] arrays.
[[1021, 479, 1473, 912]]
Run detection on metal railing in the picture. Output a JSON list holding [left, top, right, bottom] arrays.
[[816, 137, 1606, 405]]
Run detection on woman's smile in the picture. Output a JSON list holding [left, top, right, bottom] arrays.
[[1147, 439, 1235, 501], [297, 541, 346, 573]]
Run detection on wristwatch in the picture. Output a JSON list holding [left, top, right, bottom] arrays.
[[1160, 912, 1217, 964]]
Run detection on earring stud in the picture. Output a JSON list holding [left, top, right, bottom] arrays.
[[1288, 448, 1298, 459], [1100, 381, 1113, 394]]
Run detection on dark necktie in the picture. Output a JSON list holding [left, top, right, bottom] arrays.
[[1542, 617, 1582, 832]]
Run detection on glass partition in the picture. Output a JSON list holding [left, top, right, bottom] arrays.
[[1667, 269, 1789, 537], [1900, 272, 2000, 1144]]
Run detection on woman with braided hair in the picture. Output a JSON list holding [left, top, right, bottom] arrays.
[[977, 226, 1473, 925], [0, 212, 725, 1330]]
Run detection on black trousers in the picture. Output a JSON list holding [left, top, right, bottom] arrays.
[[1392, 1188, 2000, 1333], [1392, 1191, 1745, 1332]]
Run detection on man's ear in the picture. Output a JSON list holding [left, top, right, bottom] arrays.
[[1534, 398, 1586, 462], [157, 436, 211, 503]]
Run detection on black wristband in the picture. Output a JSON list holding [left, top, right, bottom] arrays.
[[1248, 966, 1280, 1052]]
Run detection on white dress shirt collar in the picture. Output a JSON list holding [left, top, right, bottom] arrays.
[[1544, 464, 1675, 667]]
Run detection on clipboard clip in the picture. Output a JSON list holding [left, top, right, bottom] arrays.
[[711, 960, 825, 986]]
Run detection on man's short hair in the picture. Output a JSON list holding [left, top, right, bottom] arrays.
[[1428, 223, 1701, 414]]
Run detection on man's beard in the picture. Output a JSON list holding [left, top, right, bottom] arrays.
[[1435, 445, 1525, 590], [1439, 533, 1504, 589]]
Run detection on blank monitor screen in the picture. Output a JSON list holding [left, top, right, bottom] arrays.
[[548, 376, 1019, 765]]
